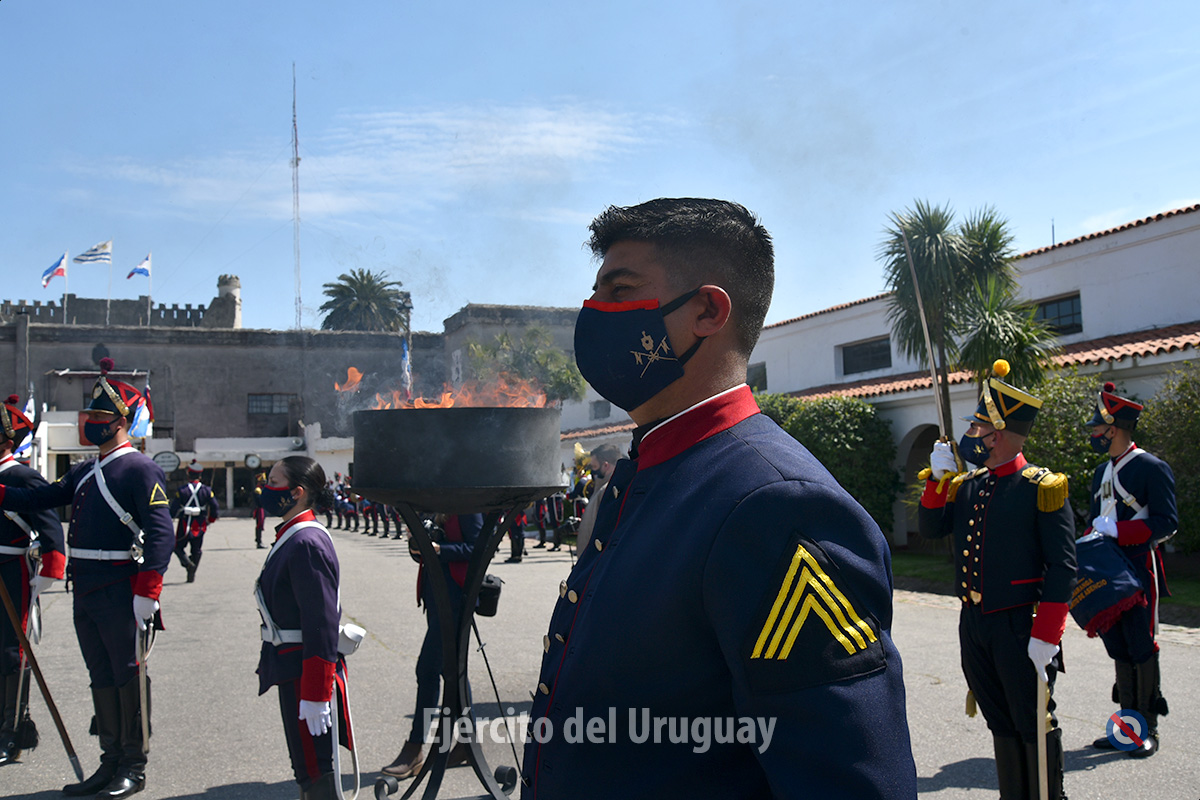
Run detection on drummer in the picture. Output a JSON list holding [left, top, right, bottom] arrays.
[[1083, 382, 1177, 757]]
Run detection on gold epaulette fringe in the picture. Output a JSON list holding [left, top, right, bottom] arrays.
[[917, 467, 932, 481], [965, 690, 978, 718], [1036, 472, 1070, 512], [945, 472, 969, 502]]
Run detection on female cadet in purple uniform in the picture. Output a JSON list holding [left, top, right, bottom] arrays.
[[255, 456, 346, 800]]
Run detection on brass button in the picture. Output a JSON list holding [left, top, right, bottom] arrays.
[[568, 590, 578, 603], [961, 582, 968, 588], [969, 520, 975, 527], [538, 683, 549, 695], [962, 550, 969, 557], [543, 635, 551, 652], [962, 566, 967, 573], [594, 539, 603, 551], [559, 581, 567, 598], [967, 535, 972, 542], [554, 633, 565, 643]]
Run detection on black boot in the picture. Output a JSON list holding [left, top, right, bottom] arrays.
[[1130, 652, 1165, 758], [992, 735, 1025, 800], [305, 771, 339, 800], [1093, 660, 1136, 749], [96, 676, 149, 798], [63, 687, 121, 795], [1024, 728, 1065, 800], [0, 671, 36, 765]]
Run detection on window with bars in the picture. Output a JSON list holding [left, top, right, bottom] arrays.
[[247, 393, 297, 415], [841, 337, 892, 375], [746, 362, 768, 392], [589, 400, 611, 421], [1034, 294, 1083, 335]]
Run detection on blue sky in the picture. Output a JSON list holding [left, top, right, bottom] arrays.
[[3, 2, 1198, 334]]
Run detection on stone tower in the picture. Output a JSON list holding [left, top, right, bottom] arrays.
[[217, 275, 243, 329]]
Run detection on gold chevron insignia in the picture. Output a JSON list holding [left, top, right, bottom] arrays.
[[149, 484, 170, 507], [751, 543, 877, 659]]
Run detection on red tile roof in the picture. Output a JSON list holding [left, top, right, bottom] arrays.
[[1021, 203, 1200, 258], [561, 420, 636, 441], [792, 320, 1200, 401]]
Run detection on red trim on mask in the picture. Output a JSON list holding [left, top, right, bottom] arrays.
[[582, 298, 660, 312]]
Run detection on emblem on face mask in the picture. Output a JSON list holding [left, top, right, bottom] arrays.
[[632, 331, 677, 377]]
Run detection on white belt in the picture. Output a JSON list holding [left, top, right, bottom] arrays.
[[261, 625, 303, 645], [71, 548, 136, 562], [0, 545, 29, 556]]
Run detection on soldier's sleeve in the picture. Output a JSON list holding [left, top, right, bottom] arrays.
[[21, 468, 68, 580], [439, 513, 483, 562], [703, 480, 917, 799], [917, 469, 966, 541], [1030, 473, 1077, 645], [1116, 458, 1178, 546], [207, 488, 220, 522], [288, 536, 340, 703], [130, 459, 175, 600], [0, 469, 76, 514]]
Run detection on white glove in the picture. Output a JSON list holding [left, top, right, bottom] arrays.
[[1027, 637, 1060, 683], [1091, 515, 1118, 539], [929, 442, 958, 480], [133, 595, 160, 630], [299, 699, 332, 737], [29, 573, 58, 601]]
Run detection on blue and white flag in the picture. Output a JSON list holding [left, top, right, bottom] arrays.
[[127, 253, 151, 279], [41, 253, 68, 288], [74, 240, 113, 264], [129, 381, 153, 439], [13, 393, 35, 461], [401, 338, 413, 401]]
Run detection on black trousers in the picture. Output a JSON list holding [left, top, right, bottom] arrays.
[[0, 558, 30, 675], [277, 677, 334, 787], [959, 604, 1059, 742]]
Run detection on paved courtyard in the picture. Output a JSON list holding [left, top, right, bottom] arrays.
[[3, 517, 1197, 799]]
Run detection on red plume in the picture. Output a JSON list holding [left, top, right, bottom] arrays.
[[99, 357, 115, 374], [4, 395, 17, 406], [1103, 381, 1116, 393]]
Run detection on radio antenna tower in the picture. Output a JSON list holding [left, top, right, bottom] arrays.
[[291, 63, 302, 329]]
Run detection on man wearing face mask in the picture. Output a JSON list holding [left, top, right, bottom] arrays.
[[0, 359, 174, 799], [0, 394, 66, 767], [919, 359, 1076, 800], [1082, 382, 1176, 758], [523, 199, 917, 799]]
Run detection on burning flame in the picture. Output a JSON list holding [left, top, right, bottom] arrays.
[[335, 365, 547, 409], [335, 367, 364, 392]]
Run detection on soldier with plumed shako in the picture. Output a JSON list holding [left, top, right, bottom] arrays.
[[168, 460, 219, 583], [0, 359, 174, 799], [1083, 382, 1176, 757], [0, 394, 66, 767], [920, 359, 1077, 800]]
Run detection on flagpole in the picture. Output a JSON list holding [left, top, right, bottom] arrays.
[[106, 261, 113, 327], [147, 254, 152, 327], [64, 259, 70, 324]]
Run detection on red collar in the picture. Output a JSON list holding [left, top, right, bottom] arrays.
[[275, 509, 316, 541], [1114, 442, 1138, 466], [990, 452, 1028, 477], [637, 386, 760, 470]]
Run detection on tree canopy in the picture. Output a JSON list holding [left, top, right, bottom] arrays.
[[319, 269, 412, 334], [466, 326, 586, 407]]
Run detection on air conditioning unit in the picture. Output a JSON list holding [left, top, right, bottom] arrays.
[[290, 437, 306, 450]]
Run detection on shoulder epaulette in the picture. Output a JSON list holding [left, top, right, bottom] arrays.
[[945, 468, 984, 503], [1023, 465, 1069, 512]]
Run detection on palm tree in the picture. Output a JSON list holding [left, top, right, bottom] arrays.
[[880, 200, 966, 428], [319, 269, 412, 334], [957, 275, 1060, 388]]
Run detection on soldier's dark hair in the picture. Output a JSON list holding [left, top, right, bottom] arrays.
[[587, 198, 775, 357], [279, 456, 336, 512], [590, 443, 623, 466]]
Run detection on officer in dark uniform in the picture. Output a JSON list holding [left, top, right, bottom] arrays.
[[0, 359, 174, 799], [252, 472, 268, 549], [522, 199, 917, 798], [920, 359, 1076, 800], [0, 394, 66, 767], [168, 460, 219, 583], [1083, 382, 1176, 757]]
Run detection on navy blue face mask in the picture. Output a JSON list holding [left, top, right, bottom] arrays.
[[1090, 428, 1114, 454], [84, 420, 120, 446], [574, 289, 704, 412], [958, 431, 994, 466], [260, 485, 298, 518]]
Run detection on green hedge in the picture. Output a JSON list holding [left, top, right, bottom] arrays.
[[1139, 362, 1200, 554], [756, 393, 901, 533]]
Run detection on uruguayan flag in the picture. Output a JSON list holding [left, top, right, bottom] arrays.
[[127, 254, 151, 279], [13, 395, 35, 460], [41, 253, 68, 288], [129, 383, 153, 439], [74, 240, 113, 264]]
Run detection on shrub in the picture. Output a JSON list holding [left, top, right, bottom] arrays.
[[1138, 361, 1200, 554]]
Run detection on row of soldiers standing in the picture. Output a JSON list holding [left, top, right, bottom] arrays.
[[919, 360, 1176, 800]]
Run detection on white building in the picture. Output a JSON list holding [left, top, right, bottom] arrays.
[[565, 204, 1200, 544]]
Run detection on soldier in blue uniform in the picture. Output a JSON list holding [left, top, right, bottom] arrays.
[[0, 359, 174, 799], [168, 460, 219, 583], [255, 455, 347, 800], [1083, 382, 1176, 757], [521, 198, 917, 798], [920, 359, 1076, 800], [0, 394, 66, 767]]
